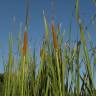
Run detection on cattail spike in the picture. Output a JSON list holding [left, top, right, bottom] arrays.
[[22, 31, 28, 57], [51, 21, 58, 49], [22, 0, 29, 57]]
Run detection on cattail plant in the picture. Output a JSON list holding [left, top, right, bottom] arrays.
[[20, 0, 29, 95], [51, 20, 63, 96]]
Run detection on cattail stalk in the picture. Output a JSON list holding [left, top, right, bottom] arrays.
[[51, 21, 62, 96], [21, 31, 28, 96]]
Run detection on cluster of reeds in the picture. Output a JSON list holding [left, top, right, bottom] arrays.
[[0, 0, 96, 96]]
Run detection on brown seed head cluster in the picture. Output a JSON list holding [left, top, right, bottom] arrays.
[[52, 21, 58, 49], [22, 31, 28, 57]]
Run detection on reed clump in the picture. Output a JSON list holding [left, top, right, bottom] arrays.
[[0, 0, 96, 96]]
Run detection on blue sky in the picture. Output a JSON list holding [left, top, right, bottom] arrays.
[[0, 0, 96, 73]]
